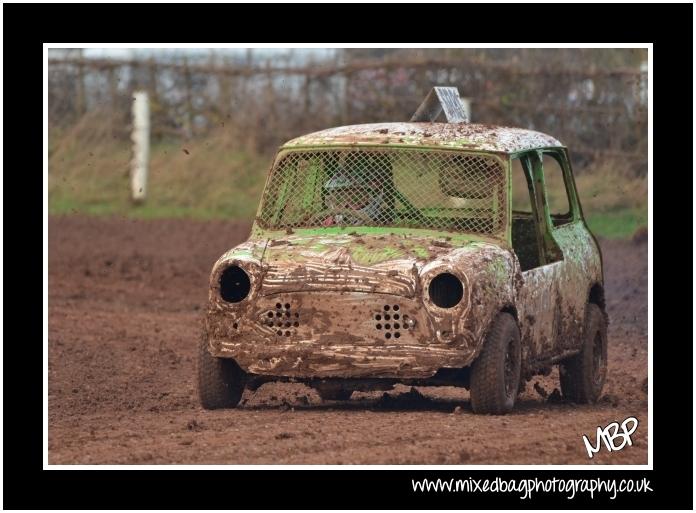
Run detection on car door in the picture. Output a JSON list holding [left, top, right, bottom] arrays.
[[510, 150, 567, 366], [538, 148, 600, 355]]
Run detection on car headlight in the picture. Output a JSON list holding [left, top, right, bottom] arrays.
[[427, 272, 464, 309], [219, 265, 252, 303]]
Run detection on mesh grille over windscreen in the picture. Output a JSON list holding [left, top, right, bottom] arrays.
[[258, 148, 506, 236]]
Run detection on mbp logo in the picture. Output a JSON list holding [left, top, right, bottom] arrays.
[[582, 417, 639, 459]]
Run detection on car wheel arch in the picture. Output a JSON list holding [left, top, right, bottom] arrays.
[[500, 304, 519, 324], [588, 282, 608, 320], [469, 304, 520, 363]]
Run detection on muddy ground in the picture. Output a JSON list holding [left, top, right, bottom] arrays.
[[48, 216, 648, 464]]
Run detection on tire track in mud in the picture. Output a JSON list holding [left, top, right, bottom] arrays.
[[48, 216, 648, 464]]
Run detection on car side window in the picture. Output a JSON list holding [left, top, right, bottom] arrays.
[[511, 157, 534, 214], [510, 155, 542, 271], [542, 152, 573, 227]]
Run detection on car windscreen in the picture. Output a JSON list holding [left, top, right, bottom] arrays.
[[257, 148, 507, 236]]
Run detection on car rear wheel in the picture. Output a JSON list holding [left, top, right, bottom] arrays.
[[198, 338, 247, 409], [559, 303, 608, 403], [470, 312, 521, 414]]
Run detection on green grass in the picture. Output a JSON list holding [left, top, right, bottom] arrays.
[[573, 160, 648, 239], [584, 208, 647, 240], [49, 121, 271, 221]]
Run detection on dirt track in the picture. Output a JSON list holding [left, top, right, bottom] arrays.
[[48, 216, 648, 464]]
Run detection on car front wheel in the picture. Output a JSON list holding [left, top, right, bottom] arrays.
[[469, 312, 521, 414], [197, 338, 247, 409]]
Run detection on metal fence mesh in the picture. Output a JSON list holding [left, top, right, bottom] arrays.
[[258, 148, 506, 235]]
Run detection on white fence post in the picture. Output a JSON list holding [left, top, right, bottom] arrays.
[[130, 91, 150, 203]]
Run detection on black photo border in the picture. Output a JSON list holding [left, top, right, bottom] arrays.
[[4, 2, 692, 509]]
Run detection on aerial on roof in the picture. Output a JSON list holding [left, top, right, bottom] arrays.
[[283, 122, 564, 154]]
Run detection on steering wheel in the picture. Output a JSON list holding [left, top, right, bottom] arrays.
[[309, 207, 374, 226]]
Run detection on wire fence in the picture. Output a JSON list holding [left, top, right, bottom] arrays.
[[48, 50, 648, 174]]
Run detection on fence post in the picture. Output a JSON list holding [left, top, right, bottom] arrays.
[[130, 91, 150, 203], [75, 53, 86, 117], [183, 56, 194, 139], [108, 66, 119, 137]]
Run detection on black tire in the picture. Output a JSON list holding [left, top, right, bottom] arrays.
[[197, 338, 247, 409], [559, 303, 608, 403], [470, 313, 522, 414]]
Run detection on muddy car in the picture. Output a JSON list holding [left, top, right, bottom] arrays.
[[199, 91, 608, 414]]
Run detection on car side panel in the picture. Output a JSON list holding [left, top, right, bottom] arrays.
[[516, 220, 602, 370], [549, 220, 603, 350], [517, 261, 563, 364]]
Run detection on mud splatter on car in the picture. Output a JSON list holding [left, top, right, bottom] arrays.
[[200, 90, 607, 415]]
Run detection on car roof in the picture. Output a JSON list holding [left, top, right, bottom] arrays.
[[282, 122, 564, 154]]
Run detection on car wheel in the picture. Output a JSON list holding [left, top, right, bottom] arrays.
[[470, 312, 521, 414], [559, 303, 608, 403], [197, 337, 247, 409]]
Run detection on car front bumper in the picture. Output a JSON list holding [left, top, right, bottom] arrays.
[[205, 291, 477, 379]]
